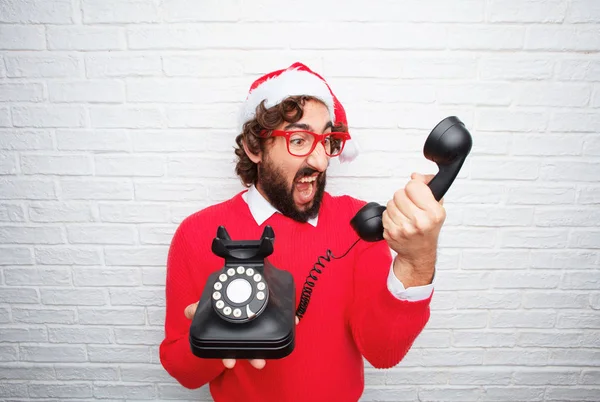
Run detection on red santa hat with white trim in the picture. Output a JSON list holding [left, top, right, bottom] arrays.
[[238, 62, 359, 163]]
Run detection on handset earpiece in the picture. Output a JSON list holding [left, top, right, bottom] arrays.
[[350, 116, 473, 242], [424, 116, 473, 201]]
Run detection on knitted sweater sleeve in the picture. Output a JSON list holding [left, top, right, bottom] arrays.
[[159, 222, 225, 389], [346, 210, 432, 369]]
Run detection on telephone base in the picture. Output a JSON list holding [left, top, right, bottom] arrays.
[[189, 259, 296, 360]]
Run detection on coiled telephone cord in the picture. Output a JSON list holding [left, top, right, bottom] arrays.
[[295, 238, 360, 320]]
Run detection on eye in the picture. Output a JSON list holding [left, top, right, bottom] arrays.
[[289, 137, 306, 146], [289, 132, 311, 148]]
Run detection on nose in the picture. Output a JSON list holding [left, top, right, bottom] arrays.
[[306, 141, 329, 172]]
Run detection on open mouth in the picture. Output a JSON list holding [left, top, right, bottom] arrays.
[[294, 174, 318, 206]]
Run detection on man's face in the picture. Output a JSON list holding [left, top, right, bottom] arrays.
[[256, 100, 331, 223]]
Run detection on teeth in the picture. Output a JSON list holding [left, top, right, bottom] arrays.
[[299, 176, 317, 183]]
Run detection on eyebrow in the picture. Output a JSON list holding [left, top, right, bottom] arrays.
[[283, 121, 333, 132]]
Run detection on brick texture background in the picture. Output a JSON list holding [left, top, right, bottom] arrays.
[[1, 0, 599, 401]]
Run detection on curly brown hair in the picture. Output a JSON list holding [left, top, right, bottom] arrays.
[[234, 96, 348, 187]]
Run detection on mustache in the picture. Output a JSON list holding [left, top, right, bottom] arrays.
[[294, 167, 320, 181]]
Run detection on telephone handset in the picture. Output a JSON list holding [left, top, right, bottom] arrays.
[[350, 116, 473, 242]]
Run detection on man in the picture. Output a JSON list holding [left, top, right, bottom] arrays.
[[159, 62, 445, 401]]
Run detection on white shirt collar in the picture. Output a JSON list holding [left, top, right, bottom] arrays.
[[242, 185, 318, 227]]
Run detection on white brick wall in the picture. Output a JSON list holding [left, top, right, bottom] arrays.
[[0, 0, 599, 401]]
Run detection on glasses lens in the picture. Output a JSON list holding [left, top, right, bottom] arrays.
[[288, 132, 315, 156], [326, 134, 346, 156]]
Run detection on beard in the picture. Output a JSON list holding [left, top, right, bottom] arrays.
[[257, 156, 327, 223]]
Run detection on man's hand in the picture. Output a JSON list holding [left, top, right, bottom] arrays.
[[184, 302, 299, 370], [382, 172, 446, 288]]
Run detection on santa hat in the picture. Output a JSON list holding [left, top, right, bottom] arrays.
[[239, 62, 358, 163]]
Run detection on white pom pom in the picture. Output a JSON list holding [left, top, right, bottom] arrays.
[[339, 139, 359, 163]]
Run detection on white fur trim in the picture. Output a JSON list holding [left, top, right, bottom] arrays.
[[238, 68, 335, 131], [339, 137, 359, 163]]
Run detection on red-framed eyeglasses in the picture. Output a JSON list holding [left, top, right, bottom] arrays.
[[260, 130, 351, 157]]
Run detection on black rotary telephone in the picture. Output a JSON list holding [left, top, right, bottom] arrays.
[[189, 116, 472, 360], [189, 226, 295, 360]]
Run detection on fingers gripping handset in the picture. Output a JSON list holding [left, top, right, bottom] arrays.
[[350, 116, 473, 242]]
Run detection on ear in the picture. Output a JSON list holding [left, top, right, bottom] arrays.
[[242, 136, 262, 164]]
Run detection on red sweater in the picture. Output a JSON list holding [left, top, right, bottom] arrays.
[[159, 191, 432, 402]]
